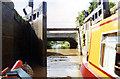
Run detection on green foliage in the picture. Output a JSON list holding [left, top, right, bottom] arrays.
[[88, 1, 97, 13], [109, 2, 116, 9], [76, 1, 97, 28], [76, 1, 115, 28], [76, 12, 85, 27], [47, 41, 70, 49]]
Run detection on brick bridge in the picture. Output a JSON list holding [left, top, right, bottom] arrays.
[[47, 28, 80, 49]]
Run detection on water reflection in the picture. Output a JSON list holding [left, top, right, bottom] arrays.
[[47, 41, 70, 49], [47, 49, 82, 77], [47, 49, 79, 56], [52, 44, 62, 49]]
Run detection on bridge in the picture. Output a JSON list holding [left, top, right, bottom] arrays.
[[47, 28, 81, 49]]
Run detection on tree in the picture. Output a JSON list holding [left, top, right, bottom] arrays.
[[76, 11, 85, 27], [109, 2, 116, 9], [76, 1, 97, 27], [76, 1, 116, 28], [88, 1, 97, 13]]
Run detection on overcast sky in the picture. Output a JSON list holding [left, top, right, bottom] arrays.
[[11, 0, 92, 28], [11, 0, 116, 28]]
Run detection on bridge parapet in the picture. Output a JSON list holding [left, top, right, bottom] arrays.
[[47, 33, 77, 39]]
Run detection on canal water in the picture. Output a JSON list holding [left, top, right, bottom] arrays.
[[47, 49, 83, 77]]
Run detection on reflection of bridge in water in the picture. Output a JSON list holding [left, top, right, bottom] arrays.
[[47, 28, 80, 49]]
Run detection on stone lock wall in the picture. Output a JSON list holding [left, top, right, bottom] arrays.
[[1, 1, 46, 69]]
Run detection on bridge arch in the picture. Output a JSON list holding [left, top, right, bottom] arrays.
[[47, 37, 78, 49]]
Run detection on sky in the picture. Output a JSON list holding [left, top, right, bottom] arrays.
[[11, 0, 116, 28], [11, 0, 92, 28]]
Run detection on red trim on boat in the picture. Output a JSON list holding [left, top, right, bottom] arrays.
[[89, 62, 114, 78], [80, 55, 115, 78], [80, 62, 97, 78], [7, 76, 19, 78], [116, 52, 120, 54], [92, 17, 120, 30], [80, 55, 97, 78]]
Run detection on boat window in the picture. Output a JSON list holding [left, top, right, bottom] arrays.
[[92, 15, 94, 21], [29, 16, 32, 21], [115, 44, 120, 76], [99, 9, 102, 16], [33, 13, 36, 20], [83, 34, 85, 46], [37, 12, 39, 17], [95, 12, 97, 19], [101, 42, 116, 73], [100, 32, 120, 76], [102, 36, 118, 43], [98, 0, 101, 5]]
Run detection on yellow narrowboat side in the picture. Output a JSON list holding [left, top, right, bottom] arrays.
[[88, 12, 119, 77]]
